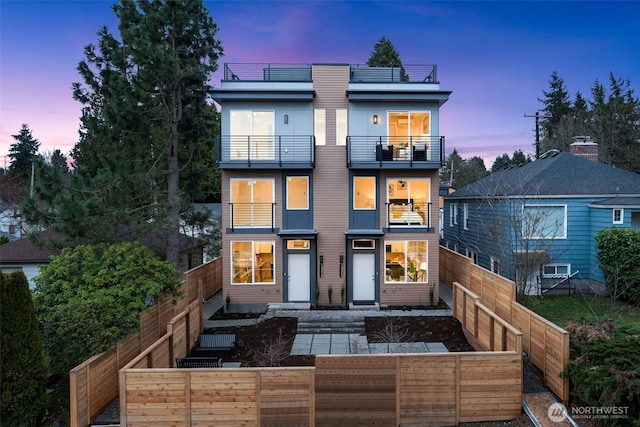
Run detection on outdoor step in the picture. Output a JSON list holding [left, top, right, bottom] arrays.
[[296, 317, 365, 334]]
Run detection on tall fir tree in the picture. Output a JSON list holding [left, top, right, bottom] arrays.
[[23, 0, 223, 267], [366, 36, 408, 81], [8, 124, 41, 180]]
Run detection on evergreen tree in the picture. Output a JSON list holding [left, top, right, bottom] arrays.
[[1, 272, 50, 425], [8, 124, 41, 180], [23, 0, 224, 267], [366, 36, 408, 81], [491, 150, 532, 172], [440, 149, 488, 189], [538, 71, 571, 142]]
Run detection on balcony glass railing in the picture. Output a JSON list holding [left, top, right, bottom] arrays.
[[347, 136, 444, 166]]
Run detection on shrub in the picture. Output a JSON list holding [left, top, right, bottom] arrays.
[[564, 325, 640, 424], [34, 242, 181, 375], [595, 227, 640, 304], [1, 272, 50, 426]]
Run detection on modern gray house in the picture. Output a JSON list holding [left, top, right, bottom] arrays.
[[442, 139, 640, 295], [211, 63, 451, 310]]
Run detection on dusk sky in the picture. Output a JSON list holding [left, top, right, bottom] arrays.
[[1, 1, 639, 167]]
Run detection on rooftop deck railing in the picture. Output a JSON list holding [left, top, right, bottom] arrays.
[[222, 63, 439, 83]]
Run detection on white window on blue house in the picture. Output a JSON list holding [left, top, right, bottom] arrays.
[[522, 205, 567, 239], [466, 248, 478, 265], [490, 257, 500, 275], [463, 203, 469, 230], [230, 110, 274, 160], [613, 208, 623, 224], [542, 263, 570, 278], [450, 203, 458, 226]]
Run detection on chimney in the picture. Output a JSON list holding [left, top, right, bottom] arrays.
[[569, 136, 598, 162]]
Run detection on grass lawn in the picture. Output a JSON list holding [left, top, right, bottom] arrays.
[[524, 294, 640, 333]]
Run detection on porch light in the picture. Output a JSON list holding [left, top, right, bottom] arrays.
[[373, 114, 379, 124]]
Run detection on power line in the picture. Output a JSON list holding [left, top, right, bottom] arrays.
[[524, 112, 552, 160]]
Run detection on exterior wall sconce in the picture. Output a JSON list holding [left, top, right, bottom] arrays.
[[284, 114, 289, 124], [373, 114, 379, 124]]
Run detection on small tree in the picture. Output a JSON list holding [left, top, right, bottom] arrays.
[[1, 272, 49, 425], [595, 227, 640, 304], [34, 242, 181, 375], [8, 124, 41, 180]]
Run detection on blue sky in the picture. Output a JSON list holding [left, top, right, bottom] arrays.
[[1, 1, 639, 167]]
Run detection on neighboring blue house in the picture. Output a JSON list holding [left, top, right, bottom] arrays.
[[442, 139, 640, 295]]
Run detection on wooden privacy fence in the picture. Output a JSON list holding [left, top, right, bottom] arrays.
[[69, 257, 222, 427], [118, 352, 521, 427], [440, 246, 570, 404]]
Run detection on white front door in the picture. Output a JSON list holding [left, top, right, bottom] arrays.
[[353, 253, 375, 301], [288, 254, 310, 302]]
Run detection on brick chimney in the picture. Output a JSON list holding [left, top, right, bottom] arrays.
[[569, 136, 598, 162]]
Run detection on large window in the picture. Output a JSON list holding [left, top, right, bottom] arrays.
[[542, 263, 570, 278], [387, 178, 430, 226], [230, 110, 274, 160], [231, 241, 275, 284], [522, 205, 567, 239], [314, 109, 326, 146], [388, 111, 430, 144], [230, 179, 274, 227], [287, 176, 309, 210], [384, 240, 428, 283], [354, 176, 376, 210]]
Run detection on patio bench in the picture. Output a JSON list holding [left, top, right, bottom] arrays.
[[175, 357, 222, 368]]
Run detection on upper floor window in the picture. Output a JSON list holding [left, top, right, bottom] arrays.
[[287, 176, 309, 210], [230, 110, 274, 160], [336, 109, 347, 146], [314, 109, 326, 146], [354, 176, 375, 210], [387, 178, 430, 226], [613, 208, 623, 224], [463, 203, 469, 230], [230, 178, 274, 228], [522, 205, 567, 239], [388, 112, 431, 144], [450, 203, 458, 226]]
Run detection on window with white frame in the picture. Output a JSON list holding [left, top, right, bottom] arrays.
[[387, 178, 430, 226], [449, 204, 455, 227], [230, 179, 274, 227], [384, 240, 428, 283], [490, 257, 500, 275], [463, 203, 469, 230], [453, 203, 458, 225], [230, 110, 274, 159], [354, 176, 376, 210], [466, 248, 478, 265], [286, 176, 309, 210], [542, 263, 570, 278], [314, 109, 326, 146], [336, 108, 347, 146], [613, 208, 623, 224], [522, 205, 567, 239], [231, 241, 275, 284]]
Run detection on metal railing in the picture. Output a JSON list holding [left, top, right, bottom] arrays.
[[215, 135, 315, 167], [229, 203, 276, 231], [347, 136, 445, 166], [386, 201, 432, 228], [222, 63, 438, 83]]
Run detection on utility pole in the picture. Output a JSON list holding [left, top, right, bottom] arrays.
[[524, 112, 552, 159]]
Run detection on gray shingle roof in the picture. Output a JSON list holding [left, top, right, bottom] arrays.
[[447, 152, 640, 199]]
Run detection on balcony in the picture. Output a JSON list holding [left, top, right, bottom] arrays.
[[215, 135, 315, 169], [386, 201, 433, 230], [229, 203, 276, 231], [347, 136, 444, 169]]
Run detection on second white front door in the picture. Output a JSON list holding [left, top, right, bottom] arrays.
[[288, 253, 310, 302], [353, 253, 375, 302]]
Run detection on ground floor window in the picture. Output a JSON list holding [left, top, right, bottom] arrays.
[[231, 241, 275, 284], [384, 240, 428, 283], [542, 263, 570, 278]]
